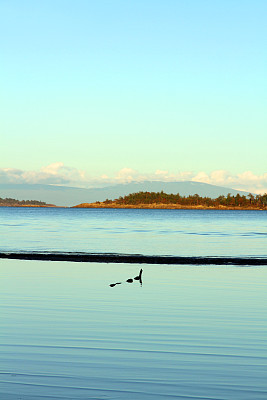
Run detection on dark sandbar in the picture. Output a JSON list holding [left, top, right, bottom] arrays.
[[0, 252, 266, 265]]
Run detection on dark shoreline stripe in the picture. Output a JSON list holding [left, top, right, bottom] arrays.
[[0, 252, 267, 265]]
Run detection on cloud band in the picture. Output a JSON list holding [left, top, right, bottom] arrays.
[[0, 163, 266, 194]]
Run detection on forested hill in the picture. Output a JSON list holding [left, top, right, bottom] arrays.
[[0, 197, 52, 207], [74, 191, 267, 209]]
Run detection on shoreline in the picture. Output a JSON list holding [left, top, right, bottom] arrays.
[[1, 203, 266, 210], [0, 204, 56, 208], [0, 204, 60, 208], [72, 202, 266, 211]]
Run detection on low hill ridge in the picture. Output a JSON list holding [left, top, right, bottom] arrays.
[[0, 181, 252, 207]]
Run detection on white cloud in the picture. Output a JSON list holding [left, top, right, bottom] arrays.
[[192, 172, 210, 184], [0, 163, 267, 194], [0, 163, 90, 186], [192, 170, 267, 194], [41, 162, 65, 175], [115, 168, 139, 183]]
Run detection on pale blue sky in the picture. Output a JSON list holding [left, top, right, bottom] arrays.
[[1, 0, 266, 189]]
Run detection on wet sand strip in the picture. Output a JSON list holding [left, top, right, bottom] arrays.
[[0, 252, 267, 265]]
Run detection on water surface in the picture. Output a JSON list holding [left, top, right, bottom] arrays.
[[0, 260, 267, 399], [1, 207, 267, 398], [1, 207, 266, 257]]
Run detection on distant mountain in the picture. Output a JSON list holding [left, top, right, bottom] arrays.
[[0, 182, 251, 207]]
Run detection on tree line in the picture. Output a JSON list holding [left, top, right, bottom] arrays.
[[0, 197, 47, 206], [102, 191, 267, 208]]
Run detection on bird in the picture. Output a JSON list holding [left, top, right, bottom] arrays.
[[110, 269, 143, 286], [109, 282, 122, 287], [134, 268, 143, 281]]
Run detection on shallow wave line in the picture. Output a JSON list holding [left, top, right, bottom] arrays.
[[0, 344, 266, 360], [0, 380, 211, 399]]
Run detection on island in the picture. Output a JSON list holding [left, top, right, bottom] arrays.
[[0, 197, 55, 207], [73, 191, 267, 210]]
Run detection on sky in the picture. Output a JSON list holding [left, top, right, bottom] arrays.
[[1, 0, 266, 193]]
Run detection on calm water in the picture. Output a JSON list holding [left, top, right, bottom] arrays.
[[0, 260, 267, 399], [1, 207, 267, 399], [1, 207, 267, 257]]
